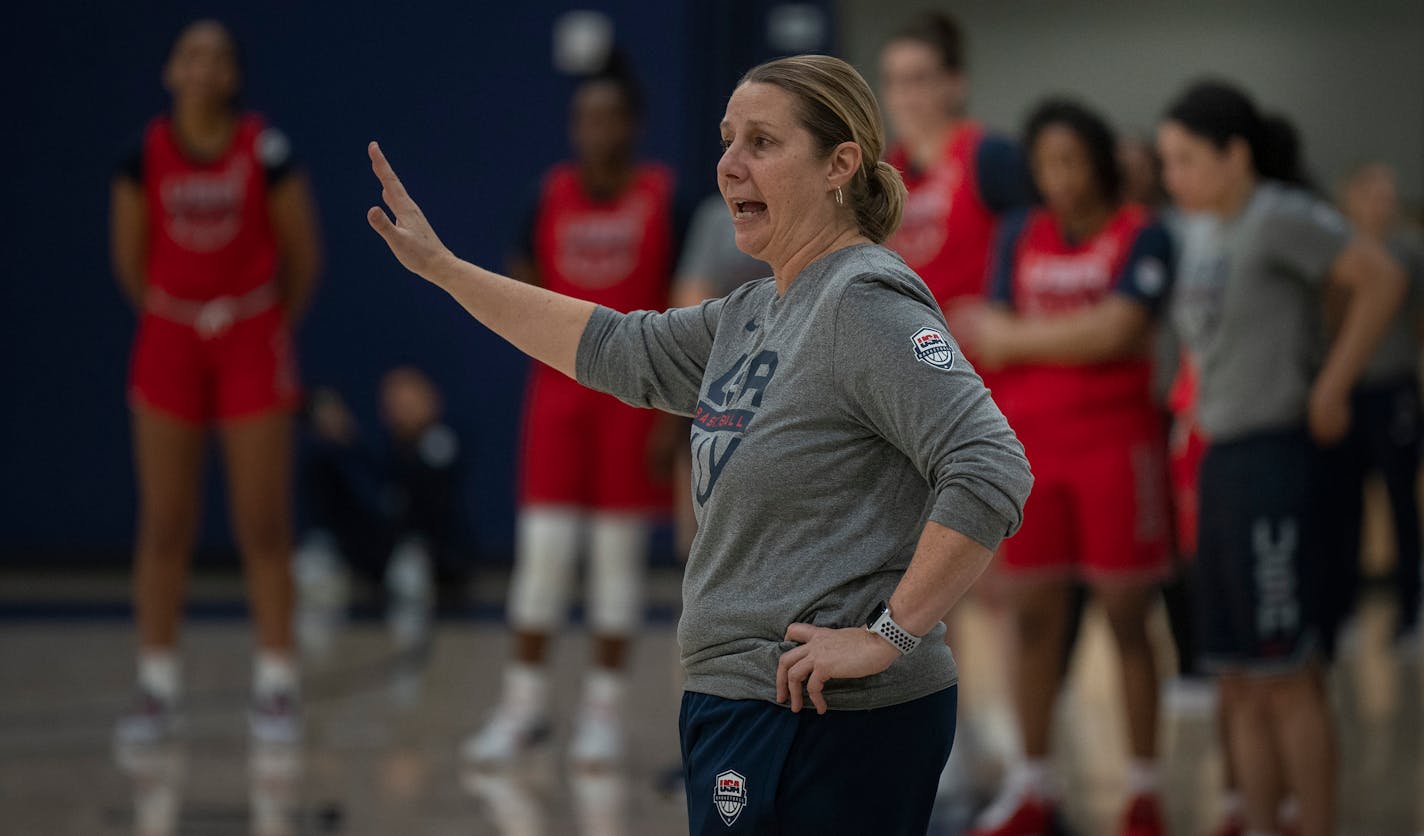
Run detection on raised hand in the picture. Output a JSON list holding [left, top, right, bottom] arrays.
[[366, 141, 454, 281]]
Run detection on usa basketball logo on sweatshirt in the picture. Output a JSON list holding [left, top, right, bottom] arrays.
[[714, 770, 747, 826], [911, 327, 955, 370]]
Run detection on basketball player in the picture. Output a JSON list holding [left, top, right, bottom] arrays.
[[954, 99, 1173, 836], [1159, 81, 1406, 836], [111, 20, 321, 745], [462, 55, 676, 766]]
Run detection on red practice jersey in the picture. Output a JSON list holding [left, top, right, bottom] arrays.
[[885, 123, 1031, 309], [526, 162, 676, 314], [988, 204, 1174, 445], [135, 113, 289, 300]]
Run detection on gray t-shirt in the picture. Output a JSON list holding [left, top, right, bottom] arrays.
[[577, 243, 1032, 710], [1360, 230, 1424, 384], [1170, 181, 1351, 441], [674, 194, 771, 298]]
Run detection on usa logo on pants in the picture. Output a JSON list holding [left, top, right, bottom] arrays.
[[714, 769, 747, 826]]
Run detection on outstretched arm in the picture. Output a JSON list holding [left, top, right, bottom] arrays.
[[365, 141, 595, 379]]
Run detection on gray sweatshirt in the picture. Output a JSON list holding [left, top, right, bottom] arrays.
[[576, 243, 1032, 710]]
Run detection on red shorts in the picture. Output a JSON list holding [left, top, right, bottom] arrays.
[[519, 367, 670, 512], [1168, 417, 1208, 557], [129, 306, 299, 424], [998, 415, 1171, 584]]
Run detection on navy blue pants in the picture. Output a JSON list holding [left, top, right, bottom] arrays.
[[679, 686, 956, 835]]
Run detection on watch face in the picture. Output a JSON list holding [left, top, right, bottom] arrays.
[[866, 602, 888, 628]]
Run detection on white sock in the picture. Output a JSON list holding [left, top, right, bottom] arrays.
[[139, 649, 181, 702], [505, 663, 548, 717], [254, 650, 299, 698], [1126, 758, 1160, 796], [1011, 758, 1052, 799], [583, 667, 625, 709]]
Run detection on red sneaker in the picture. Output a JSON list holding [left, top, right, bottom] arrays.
[[1118, 794, 1165, 836], [967, 796, 1054, 836]]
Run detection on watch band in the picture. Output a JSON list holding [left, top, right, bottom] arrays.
[[866, 602, 921, 655]]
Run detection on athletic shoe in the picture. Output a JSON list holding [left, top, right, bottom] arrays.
[[385, 537, 433, 605], [568, 700, 624, 766], [462, 706, 553, 765], [249, 689, 303, 745], [1118, 794, 1165, 836], [967, 795, 1054, 836], [114, 689, 182, 746], [294, 532, 349, 609]]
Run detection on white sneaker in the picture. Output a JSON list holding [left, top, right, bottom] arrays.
[[385, 538, 433, 605], [568, 702, 623, 766], [249, 689, 303, 745], [462, 706, 552, 765], [115, 690, 183, 746], [294, 533, 349, 609]]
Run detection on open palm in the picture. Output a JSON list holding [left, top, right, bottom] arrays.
[[366, 141, 453, 281]]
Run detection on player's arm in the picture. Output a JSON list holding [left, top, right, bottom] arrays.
[[367, 142, 594, 379], [1309, 236, 1407, 442], [268, 173, 323, 321], [978, 296, 1153, 366], [960, 223, 1170, 368], [110, 177, 148, 310]]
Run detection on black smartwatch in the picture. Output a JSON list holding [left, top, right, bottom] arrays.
[[865, 601, 921, 655]]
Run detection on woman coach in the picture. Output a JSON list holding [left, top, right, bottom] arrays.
[[366, 54, 1032, 834]]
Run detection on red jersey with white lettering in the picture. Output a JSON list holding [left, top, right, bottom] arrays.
[[531, 162, 675, 312], [516, 162, 676, 511], [989, 204, 1175, 581], [989, 204, 1174, 444], [885, 122, 1029, 309], [140, 113, 281, 300], [123, 112, 300, 424]]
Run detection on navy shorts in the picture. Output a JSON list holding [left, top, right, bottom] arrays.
[[679, 686, 956, 835], [1195, 429, 1325, 674]]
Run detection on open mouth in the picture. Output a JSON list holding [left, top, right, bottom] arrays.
[[733, 200, 767, 220]]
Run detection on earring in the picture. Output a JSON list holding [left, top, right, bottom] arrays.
[[835, 186, 844, 206]]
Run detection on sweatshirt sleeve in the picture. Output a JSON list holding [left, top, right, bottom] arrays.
[[574, 295, 727, 416], [832, 276, 1033, 550]]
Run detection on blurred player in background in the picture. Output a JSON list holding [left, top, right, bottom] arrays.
[[878, 10, 1033, 318], [1159, 80, 1406, 836], [877, 13, 1034, 811], [1325, 162, 1424, 647], [110, 19, 321, 745], [954, 99, 1174, 836], [295, 368, 462, 615], [463, 54, 676, 767]]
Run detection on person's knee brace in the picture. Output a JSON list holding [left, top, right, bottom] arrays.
[[587, 514, 648, 635], [508, 507, 583, 632]]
